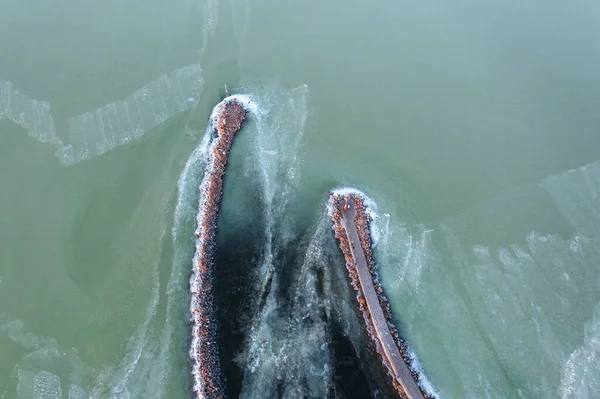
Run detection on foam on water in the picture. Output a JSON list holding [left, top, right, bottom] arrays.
[[406, 348, 444, 399], [240, 211, 333, 398], [560, 303, 600, 399], [151, 119, 217, 399], [211, 85, 346, 397], [372, 212, 433, 293], [235, 84, 308, 313], [245, 85, 307, 212], [173, 124, 213, 236]]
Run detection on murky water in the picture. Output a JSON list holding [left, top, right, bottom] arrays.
[[1, 0, 600, 398]]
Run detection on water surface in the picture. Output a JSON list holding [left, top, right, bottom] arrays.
[[1, 0, 600, 398]]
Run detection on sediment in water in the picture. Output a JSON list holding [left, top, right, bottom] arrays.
[[189, 97, 247, 399], [329, 191, 433, 399]]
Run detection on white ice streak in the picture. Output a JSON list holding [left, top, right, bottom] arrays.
[[3, 224, 167, 399], [0, 80, 60, 145], [60, 63, 203, 165], [3, 322, 91, 399], [1, 63, 203, 166]]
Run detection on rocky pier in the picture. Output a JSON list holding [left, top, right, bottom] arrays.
[[190, 97, 248, 399], [329, 192, 431, 399]]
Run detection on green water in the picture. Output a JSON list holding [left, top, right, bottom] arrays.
[[1, 0, 600, 398]]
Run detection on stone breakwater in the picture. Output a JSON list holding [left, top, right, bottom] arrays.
[[190, 97, 247, 399], [329, 192, 432, 399]]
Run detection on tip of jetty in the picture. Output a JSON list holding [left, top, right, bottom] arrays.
[[190, 96, 248, 399], [214, 97, 247, 138], [329, 190, 432, 399]]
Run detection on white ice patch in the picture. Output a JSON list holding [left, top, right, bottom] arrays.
[[560, 303, 600, 399], [1, 62, 204, 166], [2, 320, 91, 398], [0, 80, 60, 145], [60, 63, 204, 165], [17, 369, 63, 399], [440, 227, 599, 397], [3, 228, 167, 399], [1, 319, 61, 358]]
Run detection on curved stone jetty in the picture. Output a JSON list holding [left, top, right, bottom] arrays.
[[329, 191, 429, 399], [190, 97, 248, 399]]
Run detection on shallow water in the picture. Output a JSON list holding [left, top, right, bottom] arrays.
[[1, 0, 600, 398]]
